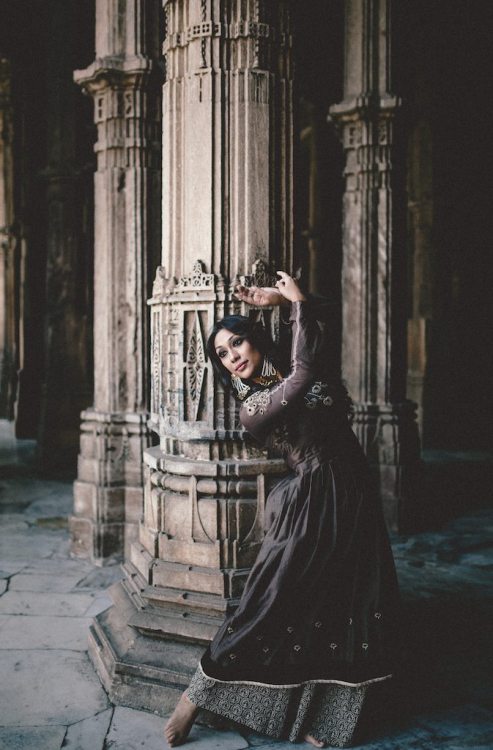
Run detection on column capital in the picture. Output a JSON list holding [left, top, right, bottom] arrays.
[[329, 93, 402, 122], [74, 55, 164, 95]]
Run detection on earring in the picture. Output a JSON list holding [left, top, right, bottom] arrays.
[[231, 373, 250, 400], [255, 357, 280, 386], [261, 357, 277, 378]]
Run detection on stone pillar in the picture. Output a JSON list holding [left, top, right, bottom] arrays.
[[88, 0, 293, 712], [0, 59, 16, 421], [407, 118, 433, 436], [405, 21, 434, 440], [69, 0, 163, 563], [329, 0, 421, 531]]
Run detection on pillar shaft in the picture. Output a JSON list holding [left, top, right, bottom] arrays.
[[88, 0, 294, 711], [330, 0, 420, 530], [70, 0, 163, 563], [0, 59, 16, 421]]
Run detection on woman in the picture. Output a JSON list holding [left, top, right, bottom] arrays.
[[164, 272, 400, 748]]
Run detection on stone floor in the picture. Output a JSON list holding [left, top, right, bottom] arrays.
[[0, 420, 492, 749]]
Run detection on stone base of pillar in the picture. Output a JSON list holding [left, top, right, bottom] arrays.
[[70, 409, 151, 565], [88, 569, 206, 713], [86, 445, 287, 710], [352, 401, 422, 533], [376, 460, 423, 533], [69, 513, 132, 564]]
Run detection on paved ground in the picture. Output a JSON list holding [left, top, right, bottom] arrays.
[[0, 421, 492, 749]]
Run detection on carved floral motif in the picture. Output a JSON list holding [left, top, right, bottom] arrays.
[[186, 313, 206, 421]]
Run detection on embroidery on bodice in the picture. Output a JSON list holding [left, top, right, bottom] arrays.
[[304, 381, 334, 410], [243, 389, 272, 416], [270, 421, 293, 456]]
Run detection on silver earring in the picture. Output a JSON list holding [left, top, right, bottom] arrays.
[[231, 373, 250, 400], [261, 357, 277, 378]]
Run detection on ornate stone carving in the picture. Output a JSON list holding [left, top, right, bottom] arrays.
[[152, 266, 169, 298], [151, 309, 162, 417], [176, 260, 215, 291], [185, 312, 207, 422], [239, 258, 277, 289]]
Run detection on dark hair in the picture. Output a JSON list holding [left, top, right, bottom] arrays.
[[206, 315, 276, 389]]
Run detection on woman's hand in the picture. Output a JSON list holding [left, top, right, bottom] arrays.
[[233, 284, 286, 307], [274, 271, 306, 302]]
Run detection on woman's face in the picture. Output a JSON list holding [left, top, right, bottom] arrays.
[[214, 328, 263, 380]]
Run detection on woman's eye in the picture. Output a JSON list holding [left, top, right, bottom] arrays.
[[218, 351, 226, 359], [233, 338, 243, 347]]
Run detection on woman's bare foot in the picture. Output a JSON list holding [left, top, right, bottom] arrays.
[[164, 693, 199, 746], [304, 734, 325, 748]]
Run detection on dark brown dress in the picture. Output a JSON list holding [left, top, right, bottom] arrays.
[[186, 300, 400, 747]]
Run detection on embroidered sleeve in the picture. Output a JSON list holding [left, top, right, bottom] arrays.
[[240, 300, 321, 440]]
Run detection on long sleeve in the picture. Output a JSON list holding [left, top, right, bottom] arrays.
[[240, 300, 322, 441]]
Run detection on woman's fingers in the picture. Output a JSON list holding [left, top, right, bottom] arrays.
[[274, 270, 306, 302], [233, 284, 256, 301], [275, 270, 289, 286], [234, 284, 285, 306], [275, 270, 292, 294]]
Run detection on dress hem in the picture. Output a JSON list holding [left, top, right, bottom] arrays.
[[198, 660, 392, 689]]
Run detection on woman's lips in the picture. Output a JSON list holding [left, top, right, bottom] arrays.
[[235, 361, 248, 373]]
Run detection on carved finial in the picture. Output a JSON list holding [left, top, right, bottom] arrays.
[[176, 259, 215, 290], [152, 266, 169, 297]]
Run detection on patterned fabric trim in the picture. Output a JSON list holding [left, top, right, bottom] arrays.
[[186, 663, 370, 747], [197, 661, 392, 689]]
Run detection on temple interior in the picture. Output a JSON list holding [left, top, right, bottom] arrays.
[[1, 0, 492, 728]]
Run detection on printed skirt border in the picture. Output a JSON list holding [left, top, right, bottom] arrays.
[[186, 663, 389, 747]]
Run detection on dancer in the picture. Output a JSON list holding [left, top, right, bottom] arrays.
[[164, 271, 399, 748]]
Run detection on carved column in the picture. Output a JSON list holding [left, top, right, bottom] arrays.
[[405, 25, 434, 439], [88, 0, 293, 712], [407, 118, 433, 435], [329, 0, 421, 531], [69, 0, 163, 563], [0, 59, 16, 421]]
